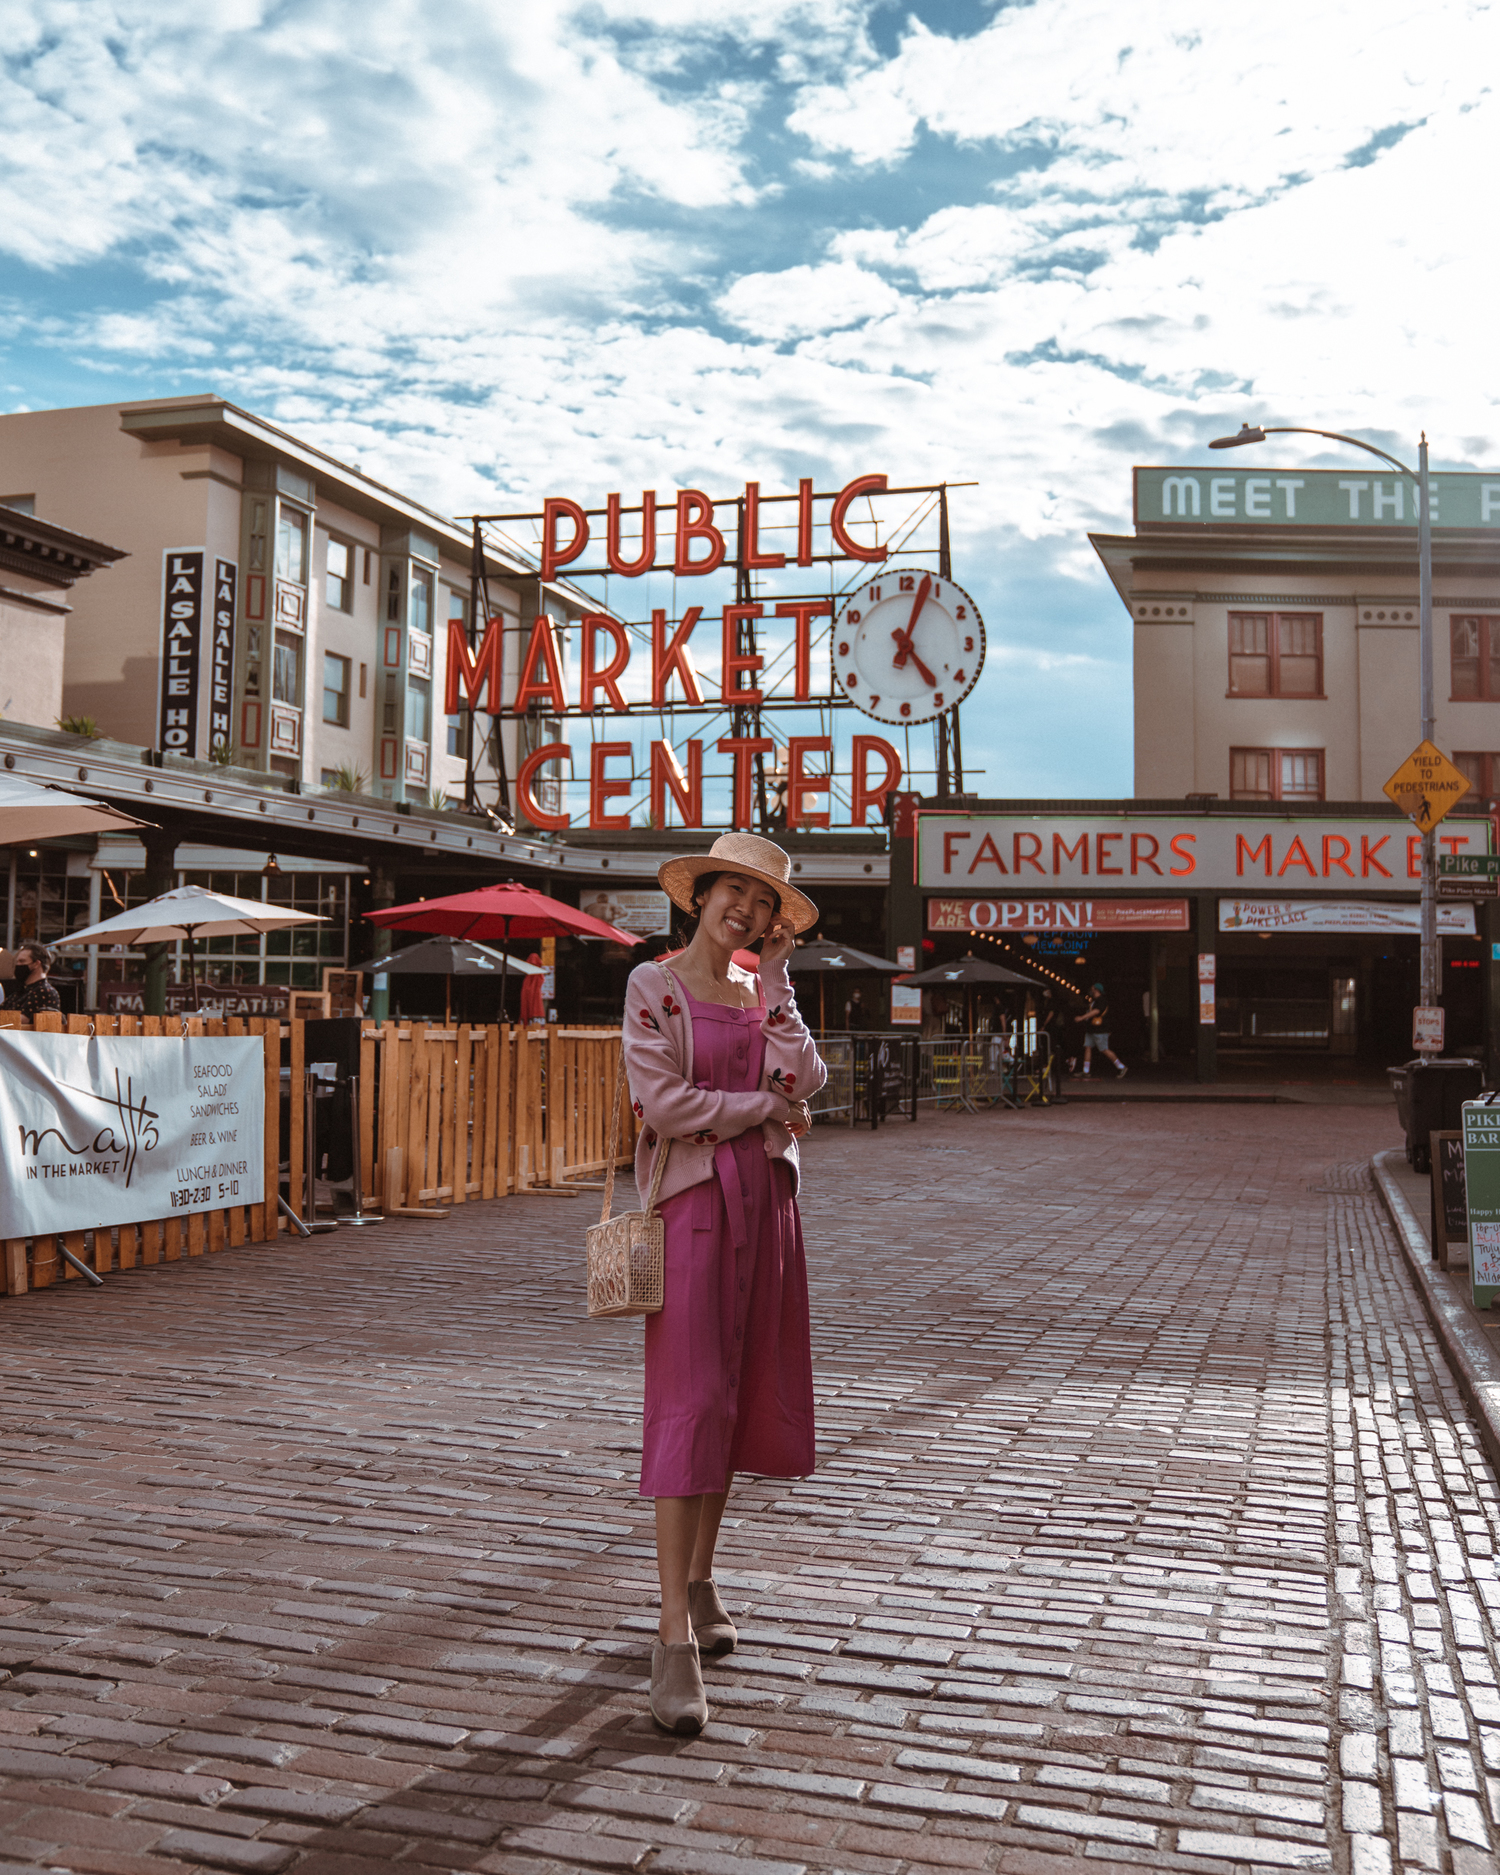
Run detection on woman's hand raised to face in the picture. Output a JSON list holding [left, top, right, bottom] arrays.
[[760, 919, 796, 975]]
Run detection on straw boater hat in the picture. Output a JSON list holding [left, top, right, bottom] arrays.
[[658, 832, 819, 934]]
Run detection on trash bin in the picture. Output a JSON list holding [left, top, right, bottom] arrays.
[[1389, 1056, 1487, 1172]]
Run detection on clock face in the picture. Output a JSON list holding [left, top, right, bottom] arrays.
[[834, 568, 985, 726]]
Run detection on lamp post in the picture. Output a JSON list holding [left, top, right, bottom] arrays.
[[1208, 423, 1438, 1019]]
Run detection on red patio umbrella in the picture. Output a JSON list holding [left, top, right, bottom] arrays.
[[366, 880, 640, 1018]]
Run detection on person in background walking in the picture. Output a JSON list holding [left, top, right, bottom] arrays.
[[11, 943, 60, 1023], [623, 832, 825, 1737], [1082, 980, 1127, 1078]]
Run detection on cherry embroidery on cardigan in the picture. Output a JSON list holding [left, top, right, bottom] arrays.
[[662, 992, 682, 1017], [645, 1129, 658, 1148], [631, 1097, 644, 1118], [765, 1004, 788, 1027], [691, 1129, 720, 1144], [770, 1068, 796, 1092], [638, 1007, 661, 1032]]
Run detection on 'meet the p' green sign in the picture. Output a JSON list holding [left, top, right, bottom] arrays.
[[1136, 467, 1500, 530], [1462, 1100, 1500, 1309]]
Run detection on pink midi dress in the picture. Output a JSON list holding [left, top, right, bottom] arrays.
[[640, 986, 816, 1498]]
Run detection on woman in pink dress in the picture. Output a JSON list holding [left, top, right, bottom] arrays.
[[622, 832, 825, 1734]]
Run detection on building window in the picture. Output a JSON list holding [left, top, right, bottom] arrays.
[[272, 635, 300, 704], [1451, 617, 1500, 698], [411, 569, 433, 637], [1454, 752, 1500, 799], [405, 676, 430, 745], [1228, 612, 1323, 697], [1230, 747, 1324, 801], [277, 506, 307, 586], [322, 652, 351, 726], [386, 563, 402, 622], [325, 537, 351, 612]]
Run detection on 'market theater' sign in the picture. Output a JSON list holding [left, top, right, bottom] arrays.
[[918, 812, 1492, 894]]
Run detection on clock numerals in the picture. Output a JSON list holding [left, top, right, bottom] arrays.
[[956, 605, 967, 619], [869, 586, 881, 602], [933, 693, 944, 708], [838, 641, 850, 656], [899, 574, 915, 591], [952, 670, 965, 685], [869, 695, 880, 710], [844, 673, 857, 688], [900, 701, 911, 717], [848, 609, 861, 624], [964, 637, 974, 652]]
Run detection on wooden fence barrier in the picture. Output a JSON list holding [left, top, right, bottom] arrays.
[[361, 1022, 634, 1210], [0, 1016, 634, 1299]]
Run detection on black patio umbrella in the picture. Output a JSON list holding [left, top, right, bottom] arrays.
[[900, 951, 1036, 1038], [788, 939, 902, 1033], [900, 952, 1034, 986], [375, 936, 542, 1024], [788, 941, 903, 974]]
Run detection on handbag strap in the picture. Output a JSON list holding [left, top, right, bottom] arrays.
[[599, 1015, 674, 1227]]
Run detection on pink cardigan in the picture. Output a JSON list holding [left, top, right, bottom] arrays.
[[622, 956, 827, 1209]]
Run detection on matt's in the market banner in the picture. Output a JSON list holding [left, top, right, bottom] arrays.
[[0, 1033, 265, 1240]]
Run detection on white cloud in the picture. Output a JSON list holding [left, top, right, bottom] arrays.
[[718, 261, 906, 338], [2, 0, 1499, 798]]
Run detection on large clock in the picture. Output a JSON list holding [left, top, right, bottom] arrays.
[[834, 567, 985, 725]]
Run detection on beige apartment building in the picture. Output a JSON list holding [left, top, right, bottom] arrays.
[[0, 396, 591, 809], [1092, 462, 1500, 805]]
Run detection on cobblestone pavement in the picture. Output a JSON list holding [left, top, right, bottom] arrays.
[[1, 1101, 1498, 1875]]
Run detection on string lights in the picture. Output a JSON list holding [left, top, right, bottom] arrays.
[[963, 927, 1088, 1000]]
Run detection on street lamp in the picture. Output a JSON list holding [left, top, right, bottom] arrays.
[[1209, 421, 1438, 1018]]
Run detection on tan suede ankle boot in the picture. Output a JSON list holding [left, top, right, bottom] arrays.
[[688, 1578, 737, 1656], [650, 1638, 707, 1734]]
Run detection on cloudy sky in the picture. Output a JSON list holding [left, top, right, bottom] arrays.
[[3, 0, 1497, 810]]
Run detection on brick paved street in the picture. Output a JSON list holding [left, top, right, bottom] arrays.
[[2, 1099, 1499, 1875]]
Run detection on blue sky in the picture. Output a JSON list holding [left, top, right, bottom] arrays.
[[3, 0, 1498, 811]]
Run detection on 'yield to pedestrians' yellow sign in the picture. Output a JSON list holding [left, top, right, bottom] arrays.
[[1383, 740, 1471, 833]]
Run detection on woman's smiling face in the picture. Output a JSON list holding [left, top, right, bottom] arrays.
[[695, 872, 779, 950]]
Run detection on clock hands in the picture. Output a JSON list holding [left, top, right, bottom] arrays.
[[891, 574, 938, 686]]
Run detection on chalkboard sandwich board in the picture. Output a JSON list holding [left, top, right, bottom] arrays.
[[1430, 1130, 1468, 1271], [1461, 1100, 1500, 1309]]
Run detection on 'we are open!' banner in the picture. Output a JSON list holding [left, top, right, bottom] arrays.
[[0, 1034, 264, 1238]]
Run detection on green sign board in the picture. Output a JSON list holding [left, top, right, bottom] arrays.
[[1462, 1100, 1500, 1309], [1440, 854, 1500, 877], [1136, 466, 1500, 530]]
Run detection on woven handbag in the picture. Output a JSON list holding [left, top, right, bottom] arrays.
[[586, 1047, 671, 1318]]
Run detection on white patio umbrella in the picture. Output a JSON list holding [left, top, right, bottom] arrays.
[[0, 772, 150, 845], [56, 884, 324, 1007]]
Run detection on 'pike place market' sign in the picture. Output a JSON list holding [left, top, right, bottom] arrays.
[[451, 472, 934, 829], [918, 813, 1493, 895]]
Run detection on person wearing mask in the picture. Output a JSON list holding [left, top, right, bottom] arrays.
[[1081, 980, 1127, 1078], [12, 943, 61, 1022]]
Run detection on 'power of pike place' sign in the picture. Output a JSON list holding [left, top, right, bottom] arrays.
[[918, 814, 1493, 895]]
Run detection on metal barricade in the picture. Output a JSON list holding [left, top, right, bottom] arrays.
[[810, 1036, 855, 1121]]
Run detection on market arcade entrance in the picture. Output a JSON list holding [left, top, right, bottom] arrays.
[[887, 796, 1500, 1082]]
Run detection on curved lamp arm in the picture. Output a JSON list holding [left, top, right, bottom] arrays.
[[1210, 423, 1415, 482]]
